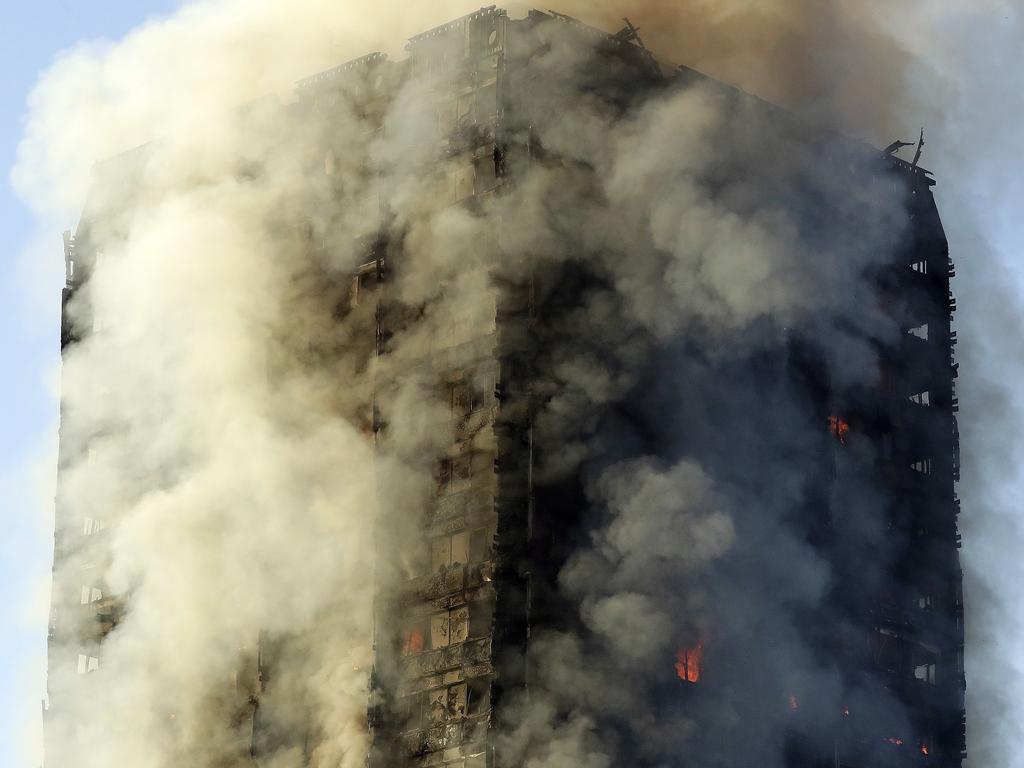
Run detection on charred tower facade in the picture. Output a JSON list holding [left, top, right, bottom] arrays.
[[49, 7, 964, 768]]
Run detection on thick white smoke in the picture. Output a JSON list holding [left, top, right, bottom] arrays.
[[13, 1, 1022, 767], [44, 94, 386, 768]]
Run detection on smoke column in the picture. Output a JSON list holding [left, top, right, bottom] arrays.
[[12, 1, 1022, 766]]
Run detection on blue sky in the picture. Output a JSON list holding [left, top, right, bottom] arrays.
[[0, 4, 181, 765]]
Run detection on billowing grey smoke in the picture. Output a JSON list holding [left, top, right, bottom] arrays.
[[467, 35, 917, 764], [13, 1, 1020, 767]]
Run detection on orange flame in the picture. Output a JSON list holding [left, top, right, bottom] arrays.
[[675, 642, 703, 683], [829, 416, 851, 445], [921, 745, 930, 756], [402, 628, 424, 656]]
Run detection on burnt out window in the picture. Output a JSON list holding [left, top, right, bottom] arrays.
[[468, 600, 493, 639], [453, 164, 476, 202], [349, 263, 379, 308], [909, 391, 931, 406], [475, 83, 497, 122], [474, 153, 499, 193], [430, 606, 469, 648], [913, 643, 940, 685], [869, 628, 902, 674], [437, 459, 452, 495], [914, 662, 937, 684], [398, 693, 421, 731], [426, 682, 467, 724], [466, 677, 490, 716], [431, 530, 470, 572], [911, 459, 933, 475], [437, 455, 473, 496], [452, 456, 473, 493], [469, 527, 492, 563], [431, 528, 492, 572], [910, 260, 929, 274], [451, 380, 486, 418]]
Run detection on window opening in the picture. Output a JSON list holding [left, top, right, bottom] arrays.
[[469, 527, 491, 563], [430, 606, 469, 648], [83, 517, 105, 535], [431, 530, 471, 572], [910, 391, 931, 406], [451, 380, 486, 418], [401, 619, 426, 656], [467, 677, 490, 716], [675, 642, 703, 683], [427, 682, 467, 724], [870, 628, 901, 673], [469, 600, 493, 639], [828, 415, 850, 445], [437, 455, 473, 496], [914, 663, 937, 684]]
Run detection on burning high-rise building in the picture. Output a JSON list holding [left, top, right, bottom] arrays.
[[46, 7, 964, 768]]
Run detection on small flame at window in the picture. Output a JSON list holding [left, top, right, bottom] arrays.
[[829, 415, 851, 445], [675, 642, 703, 683]]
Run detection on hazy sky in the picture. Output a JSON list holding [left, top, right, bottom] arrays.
[[0, 4, 181, 765]]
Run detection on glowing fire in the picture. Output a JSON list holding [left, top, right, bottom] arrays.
[[402, 628, 424, 656], [921, 745, 930, 756], [675, 642, 703, 683], [887, 737, 905, 746], [829, 415, 851, 445], [788, 695, 799, 710], [842, 705, 850, 717]]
